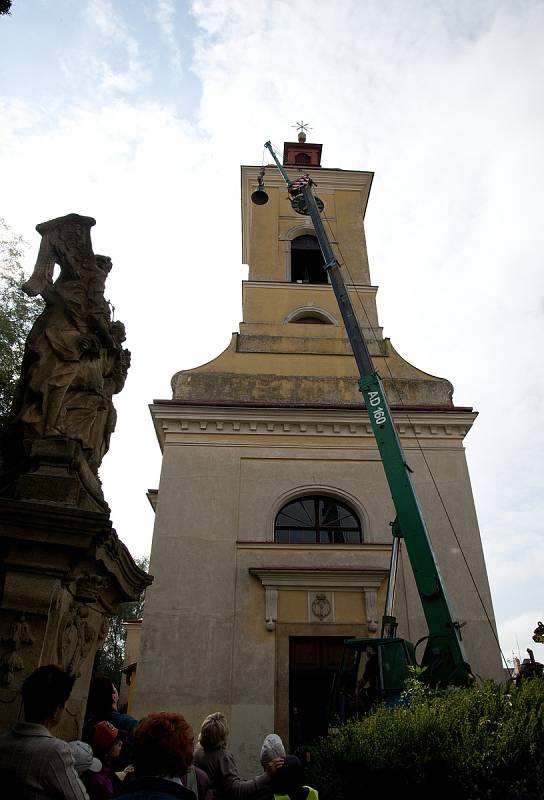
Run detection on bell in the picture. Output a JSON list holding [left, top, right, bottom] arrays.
[[251, 187, 269, 205]]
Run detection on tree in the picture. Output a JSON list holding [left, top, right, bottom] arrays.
[[0, 1, 12, 16], [0, 218, 44, 425], [94, 556, 149, 687]]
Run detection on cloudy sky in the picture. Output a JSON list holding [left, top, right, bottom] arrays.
[[1, 0, 543, 666]]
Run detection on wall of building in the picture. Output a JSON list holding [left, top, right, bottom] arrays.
[[134, 404, 502, 775]]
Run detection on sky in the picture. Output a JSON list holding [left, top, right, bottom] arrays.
[[1, 0, 543, 668]]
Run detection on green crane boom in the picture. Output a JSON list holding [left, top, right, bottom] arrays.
[[262, 141, 471, 689]]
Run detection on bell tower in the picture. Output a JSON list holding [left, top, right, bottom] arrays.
[[134, 132, 502, 776]]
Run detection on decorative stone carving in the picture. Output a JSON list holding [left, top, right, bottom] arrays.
[[71, 572, 110, 604], [310, 592, 332, 622], [57, 602, 96, 676], [0, 614, 35, 686], [363, 587, 379, 633], [1, 214, 130, 492], [265, 587, 278, 631]]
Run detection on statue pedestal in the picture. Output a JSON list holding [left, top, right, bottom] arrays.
[[0, 445, 151, 738], [4, 437, 109, 513]]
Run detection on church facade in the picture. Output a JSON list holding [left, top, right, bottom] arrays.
[[133, 136, 502, 773]]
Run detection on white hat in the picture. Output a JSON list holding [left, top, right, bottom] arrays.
[[68, 740, 102, 774], [260, 733, 286, 766]]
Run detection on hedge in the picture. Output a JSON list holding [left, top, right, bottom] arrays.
[[306, 677, 544, 800]]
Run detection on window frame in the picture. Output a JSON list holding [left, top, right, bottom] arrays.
[[290, 234, 328, 284], [274, 495, 363, 545]]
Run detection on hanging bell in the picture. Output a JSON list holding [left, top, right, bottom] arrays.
[[251, 187, 269, 205], [251, 168, 269, 205]]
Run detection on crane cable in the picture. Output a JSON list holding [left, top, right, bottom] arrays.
[[319, 210, 512, 677]]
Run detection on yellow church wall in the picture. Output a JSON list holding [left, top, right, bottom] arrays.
[[278, 591, 307, 622], [248, 187, 281, 281], [334, 591, 365, 623], [241, 282, 380, 329], [335, 189, 370, 283]]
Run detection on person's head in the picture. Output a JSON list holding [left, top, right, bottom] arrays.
[[260, 733, 286, 768], [272, 755, 308, 800], [68, 741, 102, 775], [86, 676, 117, 720], [132, 713, 194, 778], [198, 712, 229, 751], [93, 720, 122, 764], [22, 665, 75, 727]]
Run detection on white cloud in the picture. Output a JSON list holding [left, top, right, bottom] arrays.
[[155, 0, 183, 75], [70, 0, 151, 94]]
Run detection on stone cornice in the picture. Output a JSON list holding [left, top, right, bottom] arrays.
[[150, 404, 477, 450], [237, 541, 390, 552], [248, 566, 388, 590], [242, 280, 378, 292]]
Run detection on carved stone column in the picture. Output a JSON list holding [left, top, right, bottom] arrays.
[[0, 497, 151, 738]]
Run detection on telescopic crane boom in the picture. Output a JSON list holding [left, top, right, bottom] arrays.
[[259, 141, 471, 692]]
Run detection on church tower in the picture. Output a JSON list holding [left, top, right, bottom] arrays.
[[134, 133, 502, 774]]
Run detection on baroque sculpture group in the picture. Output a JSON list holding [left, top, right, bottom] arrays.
[[1, 213, 130, 503]]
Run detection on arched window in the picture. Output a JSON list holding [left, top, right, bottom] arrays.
[[288, 310, 333, 325], [291, 315, 329, 324], [291, 235, 327, 284], [295, 152, 311, 166], [275, 495, 362, 544]]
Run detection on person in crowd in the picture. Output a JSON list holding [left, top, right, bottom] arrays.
[[194, 712, 283, 800], [260, 735, 285, 771], [83, 676, 137, 767], [68, 740, 102, 777], [271, 756, 318, 800], [0, 664, 88, 799], [84, 720, 123, 799], [116, 712, 196, 799], [181, 761, 212, 800]]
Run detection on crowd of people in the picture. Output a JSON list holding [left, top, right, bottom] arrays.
[[0, 665, 318, 800]]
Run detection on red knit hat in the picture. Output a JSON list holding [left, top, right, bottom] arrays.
[[93, 720, 120, 751]]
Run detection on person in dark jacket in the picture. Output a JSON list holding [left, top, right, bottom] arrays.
[[193, 712, 282, 800], [271, 756, 318, 800], [85, 721, 123, 799], [84, 677, 137, 768], [116, 712, 196, 800]]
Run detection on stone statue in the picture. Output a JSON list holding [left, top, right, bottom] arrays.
[[1, 214, 130, 484]]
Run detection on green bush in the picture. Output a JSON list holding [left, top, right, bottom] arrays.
[[306, 678, 544, 800]]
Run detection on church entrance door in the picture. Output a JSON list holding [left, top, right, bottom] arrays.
[[288, 636, 347, 746]]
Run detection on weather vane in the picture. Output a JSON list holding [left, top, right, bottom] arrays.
[[293, 120, 311, 143]]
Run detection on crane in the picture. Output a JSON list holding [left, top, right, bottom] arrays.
[[253, 141, 472, 706]]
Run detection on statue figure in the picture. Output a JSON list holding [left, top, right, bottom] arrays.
[[2, 214, 130, 479]]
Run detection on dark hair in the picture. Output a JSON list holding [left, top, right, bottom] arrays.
[[86, 676, 115, 721], [272, 755, 308, 800], [22, 665, 75, 723], [133, 713, 194, 778]]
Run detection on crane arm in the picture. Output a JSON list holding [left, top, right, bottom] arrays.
[[264, 141, 470, 684]]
